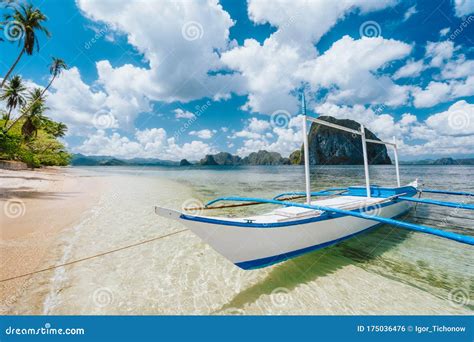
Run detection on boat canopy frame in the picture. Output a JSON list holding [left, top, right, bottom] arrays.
[[300, 93, 401, 203], [175, 91, 474, 249]]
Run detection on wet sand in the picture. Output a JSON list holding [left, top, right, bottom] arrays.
[[0, 168, 106, 313]]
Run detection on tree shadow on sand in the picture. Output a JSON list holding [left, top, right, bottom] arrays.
[[0, 187, 80, 200], [216, 226, 412, 313], [0, 175, 52, 181]]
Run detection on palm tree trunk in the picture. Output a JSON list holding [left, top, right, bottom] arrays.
[[1, 47, 25, 88], [2, 107, 13, 128], [4, 110, 24, 133], [40, 74, 56, 97]]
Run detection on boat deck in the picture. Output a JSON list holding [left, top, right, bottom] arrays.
[[204, 196, 387, 224]]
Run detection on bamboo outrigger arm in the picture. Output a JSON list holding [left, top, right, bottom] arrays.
[[420, 189, 474, 197], [396, 196, 474, 211], [203, 196, 474, 246], [272, 188, 474, 211]]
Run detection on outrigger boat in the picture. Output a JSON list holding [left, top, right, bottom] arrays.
[[155, 93, 474, 270]]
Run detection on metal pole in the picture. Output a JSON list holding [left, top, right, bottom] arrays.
[[301, 93, 311, 204], [393, 136, 401, 187], [360, 124, 371, 198]]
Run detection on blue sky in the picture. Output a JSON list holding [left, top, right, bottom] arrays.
[[1, 0, 473, 160]]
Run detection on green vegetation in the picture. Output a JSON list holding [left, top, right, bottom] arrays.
[[0, 1, 71, 168]]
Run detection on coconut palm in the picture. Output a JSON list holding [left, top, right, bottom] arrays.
[[1, 3, 50, 88], [41, 57, 67, 96], [36, 120, 68, 154], [43, 120, 67, 138], [4, 57, 67, 133], [52, 122, 67, 137], [17, 88, 47, 140], [0, 75, 26, 127]]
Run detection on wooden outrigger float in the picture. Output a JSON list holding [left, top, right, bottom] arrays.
[[155, 93, 474, 270]]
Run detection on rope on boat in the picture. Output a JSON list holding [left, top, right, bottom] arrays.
[[0, 229, 188, 283], [413, 188, 423, 215]]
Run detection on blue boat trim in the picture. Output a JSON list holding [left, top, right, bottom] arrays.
[[346, 185, 417, 197], [235, 211, 410, 270]]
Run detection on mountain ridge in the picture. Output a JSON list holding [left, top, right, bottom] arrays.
[[71, 116, 472, 167]]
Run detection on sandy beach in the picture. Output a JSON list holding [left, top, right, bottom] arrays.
[[0, 167, 106, 313]]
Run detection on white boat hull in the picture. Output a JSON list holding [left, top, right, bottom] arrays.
[[180, 200, 412, 269], [156, 192, 414, 269]]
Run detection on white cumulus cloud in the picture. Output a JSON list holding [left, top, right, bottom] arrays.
[[76, 128, 216, 160], [453, 0, 474, 17], [189, 129, 215, 139]]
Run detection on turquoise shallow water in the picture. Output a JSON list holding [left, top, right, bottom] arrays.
[[75, 164, 473, 313], [11, 165, 472, 315]]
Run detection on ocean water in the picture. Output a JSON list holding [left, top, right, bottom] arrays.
[[10, 165, 474, 314]]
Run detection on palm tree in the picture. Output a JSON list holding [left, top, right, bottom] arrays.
[[4, 57, 67, 133], [0, 75, 26, 127], [41, 57, 67, 96], [20, 88, 48, 140], [43, 120, 67, 138], [51, 122, 67, 137], [37, 120, 68, 154], [1, 3, 50, 88]]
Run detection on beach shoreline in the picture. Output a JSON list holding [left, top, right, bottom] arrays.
[[0, 167, 107, 313]]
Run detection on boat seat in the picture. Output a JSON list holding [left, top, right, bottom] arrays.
[[270, 205, 324, 222], [271, 196, 385, 222], [222, 196, 387, 224]]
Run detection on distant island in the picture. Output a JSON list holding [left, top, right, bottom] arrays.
[[71, 151, 289, 166], [70, 116, 473, 167], [290, 116, 391, 165], [196, 150, 290, 166], [71, 154, 180, 166], [400, 157, 474, 165]]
